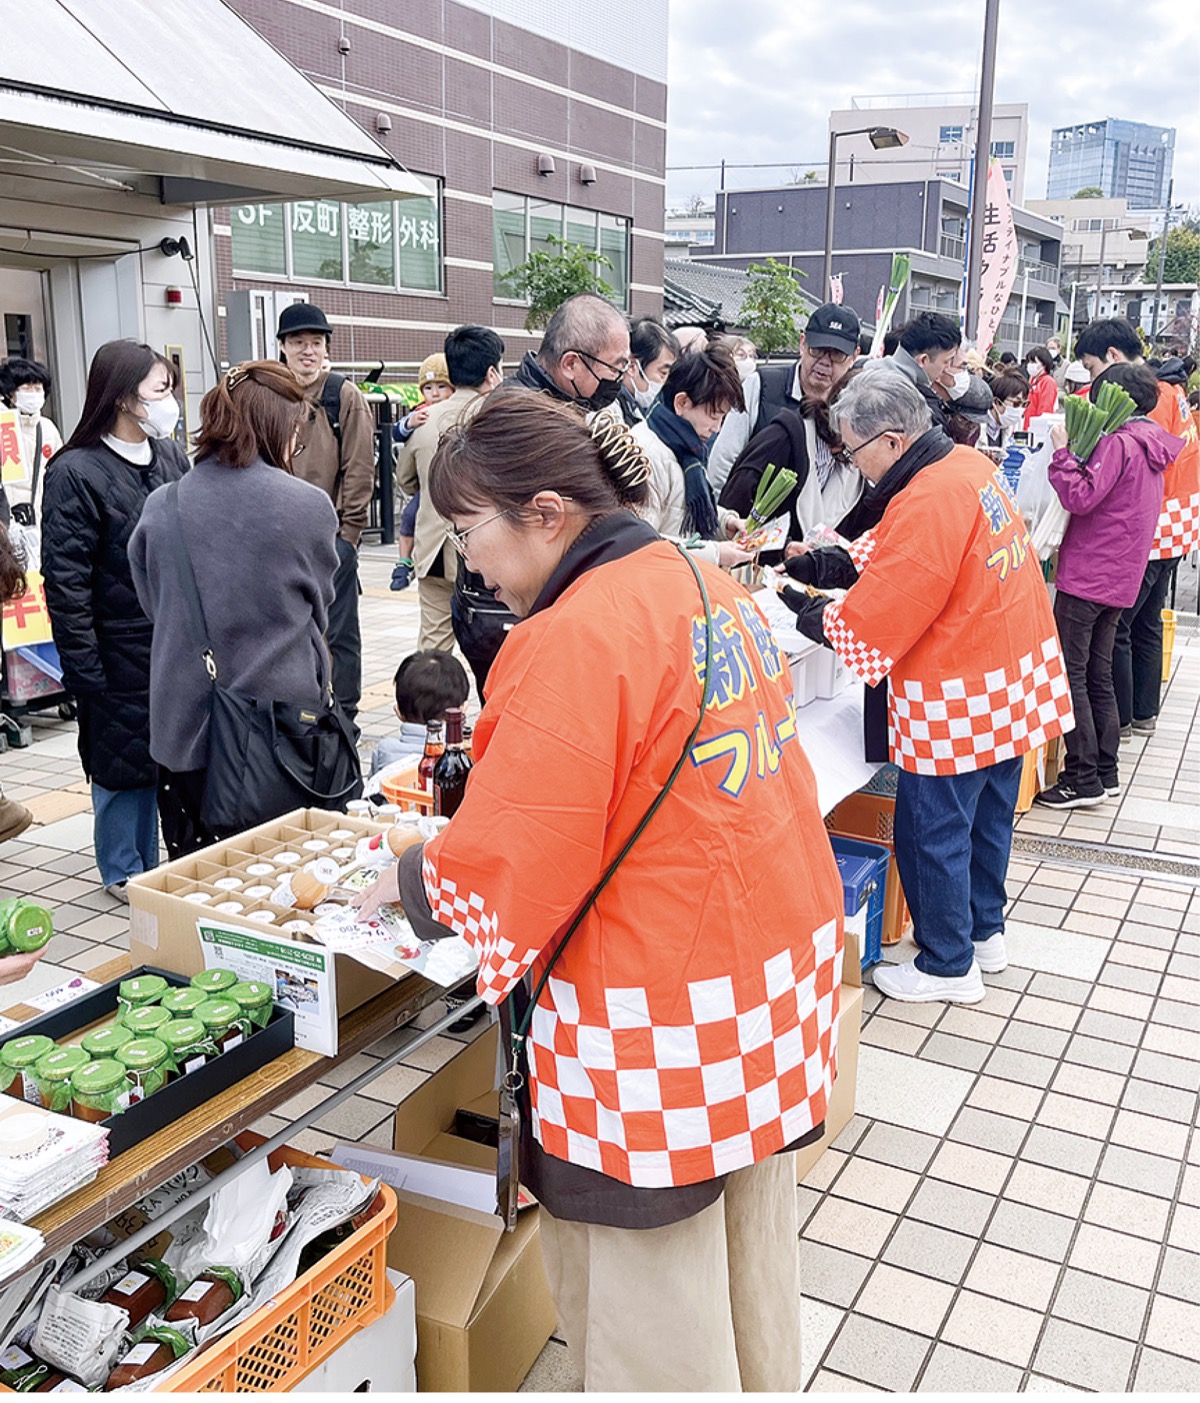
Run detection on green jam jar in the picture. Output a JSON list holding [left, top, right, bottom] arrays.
[[30, 1045, 90, 1113], [158, 1020, 216, 1078], [160, 987, 207, 1021], [0, 897, 54, 955], [0, 1034, 55, 1102], [117, 975, 168, 1021], [228, 981, 273, 1030], [115, 1037, 170, 1102], [194, 997, 248, 1053], [81, 1024, 135, 1060], [123, 1006, 174, 1040], [70, 1059, 132, 1122], [189, 969, 238, 999]]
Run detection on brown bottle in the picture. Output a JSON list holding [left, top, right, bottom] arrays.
[[432, 708, 472, 818], [417, 720, 444, 792]]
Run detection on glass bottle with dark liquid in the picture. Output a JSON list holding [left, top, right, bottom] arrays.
[[432, 708, 472, 817], [417, 720, 444, 792]]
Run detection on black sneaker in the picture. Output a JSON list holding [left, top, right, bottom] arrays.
[[1034, 782, 1106, 809], [1118, 725, 1132, 745], [1100, 777, 1121, 797], [1131, 716, 1157, 735], [390, 560, 414, 591]]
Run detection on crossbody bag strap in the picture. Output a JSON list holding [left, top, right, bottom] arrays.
[[504, 544, 716, 1092], [164, 479, 218, 683], [29, 424, 43, 521]]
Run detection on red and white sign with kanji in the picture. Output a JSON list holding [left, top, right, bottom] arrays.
[[2, 570, 53, 650]]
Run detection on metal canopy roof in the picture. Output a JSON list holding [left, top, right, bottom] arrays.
[[0, 0, 428, 204]]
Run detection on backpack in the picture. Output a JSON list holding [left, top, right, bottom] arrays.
[[320, 372, 346, 447], [754, 361, 801, 435]]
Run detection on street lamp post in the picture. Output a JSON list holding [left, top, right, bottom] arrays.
[[823, 126, 907, 302]]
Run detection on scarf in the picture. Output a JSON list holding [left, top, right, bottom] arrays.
[[647, 400, 719, 538], [836, 426, 955, 541]]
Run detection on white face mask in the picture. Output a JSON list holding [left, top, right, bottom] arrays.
[[735, 356, 757, 382], [1025, 362, 1041, 379], [1001, 404, 1024, 428], [137, 395, 180, 440], [947, 369, 972, 401], [13, 388, 44, 416], [633, 379, 661, 412]]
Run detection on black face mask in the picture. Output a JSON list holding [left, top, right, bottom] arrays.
[[569, 368, 625, 413]]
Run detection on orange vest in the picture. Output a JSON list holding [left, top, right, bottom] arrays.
[[422, 541, 845, 1189], [825, 444, 1073, 776], [1149, 383, 1200, 559]]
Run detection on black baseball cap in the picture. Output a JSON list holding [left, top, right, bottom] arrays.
[[277, 302, 333, 340], [804, 303, 861, 355]]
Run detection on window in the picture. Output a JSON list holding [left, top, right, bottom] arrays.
[[936, 170, 963, 182], [939, 125, 964, 144], [229, 179, 442, 293], [492, 192, 630, 306], [990, 141, 1015, 159]]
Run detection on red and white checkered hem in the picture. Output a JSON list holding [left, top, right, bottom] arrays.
[[887, 635, 1074, 775], [846, 531, 877, 574], [824, 603, 893, 687], [1151, 493, 1200, 560], [526, 921, 842, 1188]]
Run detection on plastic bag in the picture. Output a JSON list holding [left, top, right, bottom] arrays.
[[1015, 439, 1068, 560]]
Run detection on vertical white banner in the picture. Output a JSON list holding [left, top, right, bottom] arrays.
[[976, 160, 1019, 355]]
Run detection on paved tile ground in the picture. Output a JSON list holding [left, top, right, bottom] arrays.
[[2, 546, 1198, 1393]]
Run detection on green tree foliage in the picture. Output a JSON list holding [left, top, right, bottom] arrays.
[[1143, 225, 1200, 285], [740, 259, 809, 356], [1072, 186, 1104, 198], [506, 235, 614, 331]]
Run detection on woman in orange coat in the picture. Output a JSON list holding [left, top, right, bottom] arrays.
[[359, 389, 845, 1392]]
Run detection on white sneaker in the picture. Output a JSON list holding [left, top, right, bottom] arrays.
[[104, 881, 129, 905], [973, 933, 1008, 973], [872, 959, 986, 1004]]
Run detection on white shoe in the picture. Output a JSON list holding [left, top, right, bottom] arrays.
[[872, 959, 986, 1004], [104, 881, 129, 905], [973, 933, 1008, 973]]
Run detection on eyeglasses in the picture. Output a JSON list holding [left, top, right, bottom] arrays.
[[806, 345, 853, 363], [568, 348, 631, 379], [446, 508, 511, 557], [844, 427, 902, 459]]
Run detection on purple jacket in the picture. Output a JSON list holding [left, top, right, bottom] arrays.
[[1050, 418, 1183, 607]]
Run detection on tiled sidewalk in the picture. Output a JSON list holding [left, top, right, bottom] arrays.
[[1, 547, 1197, 1393]]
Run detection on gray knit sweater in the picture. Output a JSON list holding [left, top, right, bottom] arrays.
[[129, 456, 339, 772]]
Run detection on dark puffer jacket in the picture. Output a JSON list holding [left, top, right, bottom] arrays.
[[41, 439, 188, 790]]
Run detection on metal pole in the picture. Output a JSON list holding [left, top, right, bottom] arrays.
[[1151, 178, 1173, 343], [1067, 281, 1078, 344], [1095, 221, 1108, 318], [67, 993, 485, 1290], [1017, 268, 1030, 359], [822, 128, 839, 302], [965, 0, 1001, 342]]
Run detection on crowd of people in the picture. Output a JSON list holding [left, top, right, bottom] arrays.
[[0, 292, 1196, 1390]]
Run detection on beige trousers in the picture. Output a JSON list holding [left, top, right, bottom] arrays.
[[416, 575, 456, 653], [539, 1152, 802, 1392]]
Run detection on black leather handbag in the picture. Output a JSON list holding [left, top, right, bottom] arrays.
[[164, 481, 363, 834]]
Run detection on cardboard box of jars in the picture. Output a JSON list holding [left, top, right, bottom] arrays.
[[0, 966, 294, 1158], [128, 809, 402, 1021]]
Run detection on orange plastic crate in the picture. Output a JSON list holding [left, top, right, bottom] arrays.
[[379, 760, 433, 815], [1, 1135, 398, 1395], [824, 790, 911, 946]]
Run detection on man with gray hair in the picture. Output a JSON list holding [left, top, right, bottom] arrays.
[[778, 366, 1073, 1004], [510, 292, 631, 414]]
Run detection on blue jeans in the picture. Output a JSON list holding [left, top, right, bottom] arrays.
[[893, 757, 1023, 978], [92, 783, 159, 887]]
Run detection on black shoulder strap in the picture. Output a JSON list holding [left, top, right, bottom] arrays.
[[320, 373, 346, 447], [164, 480, 218, 682], [755, 361, 800, 434]]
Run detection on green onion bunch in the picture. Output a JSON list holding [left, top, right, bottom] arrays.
[[1063, 381, 1137, 462], [749, 461, 797, 526]]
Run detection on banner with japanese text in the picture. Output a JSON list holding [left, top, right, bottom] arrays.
[[2, 571, 53, 650], [0, 409, 28, 484], [976, 160, 1019, 355]]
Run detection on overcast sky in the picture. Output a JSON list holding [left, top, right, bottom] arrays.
[[665, 0, 1199, 212]]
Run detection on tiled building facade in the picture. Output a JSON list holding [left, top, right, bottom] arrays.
[[214, 0, 669, 368]]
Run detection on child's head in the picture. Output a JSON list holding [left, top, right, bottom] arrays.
[[393, 649, 470, 723], [418, 353, 453, 405]]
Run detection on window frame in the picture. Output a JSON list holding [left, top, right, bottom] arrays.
[[491, 190, 630, 310]]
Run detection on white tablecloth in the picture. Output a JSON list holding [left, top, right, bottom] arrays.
[[793, 682, 883, 816]]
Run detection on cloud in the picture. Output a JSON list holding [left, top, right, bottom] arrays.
[[667, 0, 1199, 210]]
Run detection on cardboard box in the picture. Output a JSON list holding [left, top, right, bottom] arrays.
[[796, 927, 865, 1182], [127, 808, 396, 1017], [386, 1026, 557, 1394]]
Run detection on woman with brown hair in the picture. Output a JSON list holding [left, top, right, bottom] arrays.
[[129, 361, 339, 856], [40, 339, 188, 899]]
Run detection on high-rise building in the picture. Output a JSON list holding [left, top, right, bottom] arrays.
[[1046, 119, 1175, 208]]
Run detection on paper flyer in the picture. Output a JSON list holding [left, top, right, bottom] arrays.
[[736, 513, 788, 553], [196, 921, 338, 1057], [27, 978, 99, 1013], [312, 906, 478, 989]]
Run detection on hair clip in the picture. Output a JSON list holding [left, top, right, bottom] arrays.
[[225, 364, 250, 390], [590, 415, 652, 489]]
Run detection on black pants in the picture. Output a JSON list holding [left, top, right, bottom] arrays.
[[158, 767, 220, 861], [1113, 557, 1177, 726], [328, 537, 363, 720], [1055, 590, 1122, 793]]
